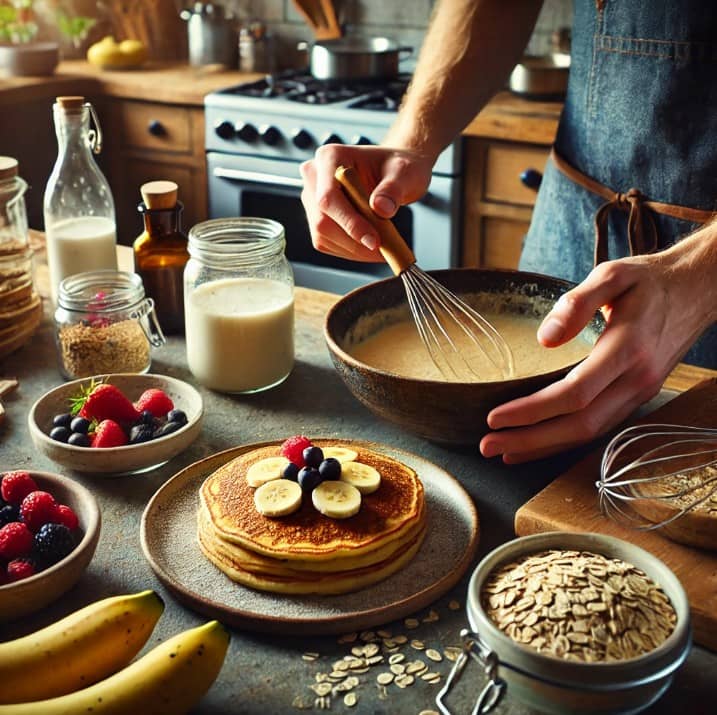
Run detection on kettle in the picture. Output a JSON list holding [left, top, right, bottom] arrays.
[[180, 2, 238, 68]]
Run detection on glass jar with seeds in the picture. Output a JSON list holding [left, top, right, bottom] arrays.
[[436, 532, 691, 715]]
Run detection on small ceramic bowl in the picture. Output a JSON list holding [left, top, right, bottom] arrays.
[[0, 42, 59, 77], [0, 470, 101, 622], [28, 373, 204, 475], [437, 532, 691, 715]]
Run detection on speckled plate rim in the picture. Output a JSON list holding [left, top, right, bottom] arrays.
[[140, 439, 480, 635]]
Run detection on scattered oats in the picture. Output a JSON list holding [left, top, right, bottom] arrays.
[[395, 674, 415, 688], [302, 652, 320, 661], [363, 642, 380, 658], [345, 676, 360, 688], [338, 632, 358, 644], [377, 684, 389, 700], [377, 629, 392, 639], [404, 617, 420, 629], [392, 634, 408, 645], [366, 654, 384, 665], [311, 682, 333, 697], [329, 671, 347, 680], [405, 660, 427, 676], [343, 692, 358, 707], [448, 600, 461, 611], [315, 695, 330, 710], [292, 695, 311, 709], [350, 646, 365, 657], [360, 630, 377, 642], [315, 673, 329, 683], [376, 672, 394, 685], [422, 609, 440, 623], [390, 663, 406, 675], [349, 666, 369, 674], [422, 672, 442, 683], [419, 711, 440, 715], [443, 647, 462, 662], [388, 653, 406, 664], [382, 638, 397, 649], [410, 639, 426, 650], [425, 648, 442, 662]]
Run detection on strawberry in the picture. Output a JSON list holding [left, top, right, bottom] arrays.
[[1, 471, 38, 505], [280, 435, 313, 468], [91, 419, 128, 448], [71, 382, 140, 424], [134, 388, 174, 418]]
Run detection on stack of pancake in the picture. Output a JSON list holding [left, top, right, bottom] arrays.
[[198, 442, 426, 595]]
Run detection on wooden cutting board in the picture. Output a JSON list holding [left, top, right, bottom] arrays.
[[515, 378, 717, 651]]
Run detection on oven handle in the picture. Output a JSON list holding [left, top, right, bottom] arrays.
[[213, 167, 304, 189]]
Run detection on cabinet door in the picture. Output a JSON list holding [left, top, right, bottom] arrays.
[[481, 216, 530, 269]]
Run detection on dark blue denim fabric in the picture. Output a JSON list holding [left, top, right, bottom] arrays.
[[520, 0, 717, 367]]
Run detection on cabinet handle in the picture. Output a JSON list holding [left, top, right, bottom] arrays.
[[520, 168, 542, 190], [147, 120, 166, 137]]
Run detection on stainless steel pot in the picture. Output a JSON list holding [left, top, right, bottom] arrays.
[[299, 36, 412, 81], [180, 2, 238, 68], [508, 53, 571, 100]]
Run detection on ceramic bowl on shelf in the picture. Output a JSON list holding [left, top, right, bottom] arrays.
[[0, 470, 101, 622], [324, 268, 604, 446], [28, 373, 204, 475], [0, 42, 59, 77]]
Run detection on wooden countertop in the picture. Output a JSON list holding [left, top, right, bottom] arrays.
[[1, 61, 561, 144]]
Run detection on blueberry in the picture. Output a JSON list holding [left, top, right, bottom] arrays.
[[283, 462, 300, 481], [139, 410, 155, 425], [318, 457, 341, 481], [167, 409, 188, 426], [68, 432, 91, 447], [52, 413, 72, 428], [129, 424, 154, 444], [0, 503, 20, 526], [153, 421, 182, 439], [303, 446, 324, 469], [50, 426, 71, 443], [70, 416, 91, 434], [298, 467, 322, 492]]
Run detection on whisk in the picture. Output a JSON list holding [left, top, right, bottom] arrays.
[[334, 166, 515, 381], [597, 423, 717, 530]]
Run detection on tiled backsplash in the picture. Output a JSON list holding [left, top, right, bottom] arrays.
[[220, 0, 573, 68]]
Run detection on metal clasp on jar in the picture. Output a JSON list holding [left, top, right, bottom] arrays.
[[436, 629, 506, 715], [131, 297, 166, 348]]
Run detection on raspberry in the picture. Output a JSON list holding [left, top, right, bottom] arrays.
[[7, 557, 36, 582], [0, 521, 34, 559], [20, 491, 58, 533], [54, 504, 80, 531], [280, 435, 313, 467], [1, 471, 38, 505], [33, 523, 76, 566]]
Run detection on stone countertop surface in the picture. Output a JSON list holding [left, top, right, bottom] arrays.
[[1, 246, 716, 713], [1, 61, 562, 144]]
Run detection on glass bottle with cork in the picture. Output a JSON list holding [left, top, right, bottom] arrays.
[[133, 180, 189, 334], [43, 95, 118, 305]]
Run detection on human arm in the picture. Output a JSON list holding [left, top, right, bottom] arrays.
[[300, 0, 544, 259], [479, 221, 717, 463]]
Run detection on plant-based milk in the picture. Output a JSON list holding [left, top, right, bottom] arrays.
[[46, 215, 118, 303], [185, 277, 294, 393]]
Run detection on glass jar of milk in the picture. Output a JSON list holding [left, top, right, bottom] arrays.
[[184, 218, 294, 393], [43, 96, 118, 305]]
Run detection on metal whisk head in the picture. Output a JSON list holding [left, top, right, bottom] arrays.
[[402, 266, 515, 381], [597, 423, 717, 530]]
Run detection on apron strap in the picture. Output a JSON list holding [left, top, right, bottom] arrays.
[[550, 147, 716, 265]]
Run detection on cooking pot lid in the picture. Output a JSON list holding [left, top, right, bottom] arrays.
[[316, 36, 405, 54]]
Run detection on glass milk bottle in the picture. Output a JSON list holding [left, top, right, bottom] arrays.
[[184, 218, 294, 394], [43, 95, 118, 304]]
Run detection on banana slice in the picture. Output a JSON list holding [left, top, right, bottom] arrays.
[[340, 461, 381, 494], [321, 446, 359, 463], [312, 480, 362, 519], [254, 479, 303, 517], [246, 456, 291, 487]]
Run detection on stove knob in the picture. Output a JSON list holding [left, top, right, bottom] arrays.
[[291, 129, 314, 150], [260, 125, 282, 146], [352, 135, 373, 146], [214, 120, 235, 140], [236, 122, 259, 143], [322, 133, 343, 145]]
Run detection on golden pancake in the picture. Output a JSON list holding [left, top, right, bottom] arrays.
[[200, 442, 425, 562]]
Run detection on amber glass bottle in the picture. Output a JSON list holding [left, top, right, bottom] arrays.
[[133, 180, 189, 334]]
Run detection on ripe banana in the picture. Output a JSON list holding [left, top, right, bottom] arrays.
[[0, 590, 164, 704], [322, 446, 358, 463], [254, 478, 302, 516], [312, 480, 362, 518], [340, 461, 381, 494], [0, 620, 230, 715], [246, 456, 290, 487]]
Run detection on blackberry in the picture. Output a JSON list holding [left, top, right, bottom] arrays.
[[33, 523, 76, 566], [0, 503, 20, 526]]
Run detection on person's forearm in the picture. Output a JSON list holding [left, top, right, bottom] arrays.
[[384, 0, 544, 160]]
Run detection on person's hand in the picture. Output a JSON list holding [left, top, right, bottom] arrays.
[[300, 144, 434, 262], [479, 237, 717, 463]]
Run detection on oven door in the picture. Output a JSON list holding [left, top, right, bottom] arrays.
[[207, 152, 457, 294]]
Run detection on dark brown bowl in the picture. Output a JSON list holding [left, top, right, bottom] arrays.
[[324, 268, 604, 446]]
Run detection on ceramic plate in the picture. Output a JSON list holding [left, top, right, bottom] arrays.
[[141, 440, 479, 635]]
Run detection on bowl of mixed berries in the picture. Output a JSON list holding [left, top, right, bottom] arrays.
[[0, 469, 101, 621], [28, 374, 204, 475]]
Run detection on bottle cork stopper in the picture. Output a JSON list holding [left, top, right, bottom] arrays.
[[56, 96, 86, 113], [0, 156, 19, 181], [141, 180, 178, 209]]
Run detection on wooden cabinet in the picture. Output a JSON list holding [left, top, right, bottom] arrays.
[[99, 97, 207, 245], [462, 139, 551, 269]]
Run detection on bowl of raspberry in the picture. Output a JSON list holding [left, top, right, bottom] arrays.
[[0, 469, 101, 622], [28, 373, 204, 475]]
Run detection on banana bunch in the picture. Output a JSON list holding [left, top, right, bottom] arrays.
[[0, 591, 230, 714]]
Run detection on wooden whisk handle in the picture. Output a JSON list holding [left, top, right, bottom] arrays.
[[335, 165, 416, 275]]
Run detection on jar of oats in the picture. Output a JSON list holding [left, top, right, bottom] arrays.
[[437, 532, 691, 715], [54, 269, 166, 379]]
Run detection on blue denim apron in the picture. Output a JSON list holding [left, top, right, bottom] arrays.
[[519, 0, 717, 367]]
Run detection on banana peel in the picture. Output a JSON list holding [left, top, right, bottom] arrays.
[[87, 36, 148, 69]]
